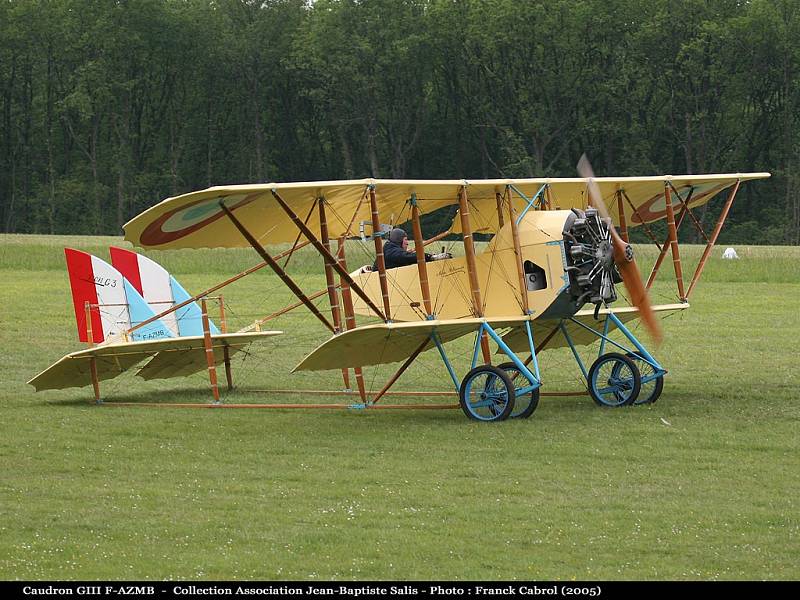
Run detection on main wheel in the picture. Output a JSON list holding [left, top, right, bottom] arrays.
[[497, 362, 540, 419], [588, 352, 641, 407], [620, 353, 664, 405], [459, 365, 516, 421]]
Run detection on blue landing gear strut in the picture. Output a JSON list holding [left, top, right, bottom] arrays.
[[561, 312, 666, 407], [429, 311, 664, 421], [431, 322, 542, 422]]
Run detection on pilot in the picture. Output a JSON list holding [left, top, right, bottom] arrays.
[[375, 228, 451, 270]]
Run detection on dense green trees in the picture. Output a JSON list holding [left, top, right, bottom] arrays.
[[1, 0, 798, 243]]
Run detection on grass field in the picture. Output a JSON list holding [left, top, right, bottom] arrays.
[[1, 235, 798, 580]]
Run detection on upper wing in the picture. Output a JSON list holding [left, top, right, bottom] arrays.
[[123, 175, 770, 250], [294, 304, 689, 372], [450, 174, 772, 234], [123, 179, 463, 250]]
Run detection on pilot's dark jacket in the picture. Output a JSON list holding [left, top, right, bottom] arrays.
[[374, 240, 431, 270]]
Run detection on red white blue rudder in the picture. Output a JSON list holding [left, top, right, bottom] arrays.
[[109, 246, 219, 337], [64, 248, 174, 343]]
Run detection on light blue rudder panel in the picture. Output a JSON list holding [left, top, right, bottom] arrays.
[[170, 276, 220, 337], [123, 279, 175, 341]]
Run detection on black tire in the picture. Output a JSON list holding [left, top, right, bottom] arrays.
[[459, 365, 516, 421], [623, 353, 664, 405], [497, 362, 540, 419], [588, 352, 641, 407]]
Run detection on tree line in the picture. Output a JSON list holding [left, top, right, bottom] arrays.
[[1, 0, 798, 243]]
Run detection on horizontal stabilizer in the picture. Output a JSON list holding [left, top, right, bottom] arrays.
[[137, 333, 268, 380], [28, 332, 281, 392], [27, 351, 146, 392]]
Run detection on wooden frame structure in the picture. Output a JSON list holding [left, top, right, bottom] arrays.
[[79, 175, 750, 409], [642, 180, 742, 301]]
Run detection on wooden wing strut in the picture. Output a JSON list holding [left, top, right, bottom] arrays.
[[219, 202, 335, 333], [271, 190, 387, 322]]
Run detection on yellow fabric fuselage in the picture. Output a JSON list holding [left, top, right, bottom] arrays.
[[351, 210, 573, 322]]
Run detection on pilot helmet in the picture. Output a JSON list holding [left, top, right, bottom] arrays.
[[389, 228, 408, 244]]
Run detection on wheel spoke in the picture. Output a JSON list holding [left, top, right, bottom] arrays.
[[459, 366, 517, 421], [589, 353, 641, 407], [469, 398, 495, 409], [596, 385, 619, 395]]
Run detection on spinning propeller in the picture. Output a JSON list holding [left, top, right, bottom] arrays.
[[577, 154, 662, 345]]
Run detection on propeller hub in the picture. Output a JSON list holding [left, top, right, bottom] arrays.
[[625, 244, 634, 262]]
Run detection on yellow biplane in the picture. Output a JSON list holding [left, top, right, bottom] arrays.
[[30, 160, 770, 420]]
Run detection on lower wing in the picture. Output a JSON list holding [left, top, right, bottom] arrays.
[[294, 304, 689, 372]]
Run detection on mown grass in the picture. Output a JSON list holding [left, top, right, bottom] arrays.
[[0, 234, 798, 580]]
